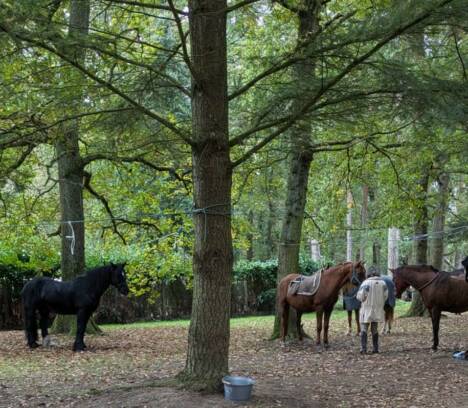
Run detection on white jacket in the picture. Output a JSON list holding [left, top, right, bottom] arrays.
[[356, 277, 388, 323]]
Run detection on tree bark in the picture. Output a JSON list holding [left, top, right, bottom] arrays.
[[246, 209, 254, 261], [431, 161, 450, 271], [359, 185, 368, 261], [272, 149, 313, 339], [179, 0, 232, 391], [272, 0, 320, 340], [373, 242, 381, 268], [406, 170, 430, 317], [387, 227, 399, 276], [346, 190, 353, 261], [52, 0, 100, 335]]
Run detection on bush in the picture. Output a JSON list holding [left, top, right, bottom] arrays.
[[233, 257, 321, 312], [0, 264, 59, 300]]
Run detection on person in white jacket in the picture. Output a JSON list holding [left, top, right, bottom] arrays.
[[356, 266, 388, 354]]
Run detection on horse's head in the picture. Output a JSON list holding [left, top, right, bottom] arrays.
[[110, 263, 129, 296], [350, 261, 366, 286], [390, 267, 409, 298]]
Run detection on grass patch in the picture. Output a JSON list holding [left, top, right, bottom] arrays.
[[102, 300, 411, 330]]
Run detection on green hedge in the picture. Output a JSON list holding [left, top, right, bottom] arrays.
[[0, 264, 59, 300], [233, 257, 321, 311]]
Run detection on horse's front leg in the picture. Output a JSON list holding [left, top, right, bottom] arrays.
[[73, 309, 91, 352], [296, 311, 303, 341], [346, 311, 352, 335], [316, 311, 323, 348], [323, 309, 333, 349], [431, 307, 441, 351]]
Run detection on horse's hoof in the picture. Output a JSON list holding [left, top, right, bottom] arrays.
[[28, 342, 40, 349], [324, 344, 330, 350]]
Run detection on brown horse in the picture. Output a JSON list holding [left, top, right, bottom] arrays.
[[278, 261, 366, 349], [392, 265, 468, 351]]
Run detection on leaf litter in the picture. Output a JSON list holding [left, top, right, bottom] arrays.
[[0, 313, 466, 407]]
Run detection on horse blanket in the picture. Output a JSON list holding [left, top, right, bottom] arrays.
[[288, 270, 323, 296], [343, 274, 395, 310], [381, 275, 396, 308], [343, 285, 361, 311]]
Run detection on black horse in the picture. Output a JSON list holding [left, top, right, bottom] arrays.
[[21, 263, 129, 351]]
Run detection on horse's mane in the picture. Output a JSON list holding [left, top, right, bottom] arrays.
[[327, 261, 352, 270], [83, 264, 116, 287], [397, 264, 440, 273]]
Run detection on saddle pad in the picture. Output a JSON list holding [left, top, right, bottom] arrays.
[[288, 270, 322, 296]]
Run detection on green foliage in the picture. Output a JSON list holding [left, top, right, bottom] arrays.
[[0, 0, 467, 301], [0, 263, 59, 300], [234, 257, 321, 310]]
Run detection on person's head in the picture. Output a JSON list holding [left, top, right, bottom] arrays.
[[366, 265, 380, 278]]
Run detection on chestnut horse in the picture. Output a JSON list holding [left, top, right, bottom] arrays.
[[392, 265, 468, 351], [278, 261, 366, 349]]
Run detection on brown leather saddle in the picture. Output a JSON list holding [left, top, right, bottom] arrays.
[[288, 270, 323, 296]]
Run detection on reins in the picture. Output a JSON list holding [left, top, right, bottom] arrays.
[[350, 263, 362, 286], [415, 272, 440, 292]]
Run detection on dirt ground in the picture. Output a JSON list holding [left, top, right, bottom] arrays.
[[0, 313, 467, 408]]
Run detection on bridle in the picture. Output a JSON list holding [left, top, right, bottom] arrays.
[[350, 263, 362, 286], [396, 269, 440, 293], [415, 272, 440, 292]]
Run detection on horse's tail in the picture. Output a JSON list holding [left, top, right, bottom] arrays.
[[21, 280, 39, 347]]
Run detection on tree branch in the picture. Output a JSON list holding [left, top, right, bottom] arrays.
[[167, 0, 196, 81], [102, 0, 187, 15], [83, 171, 127, 244], [231, 0, 454, 166], [0, 23, 193, 145]]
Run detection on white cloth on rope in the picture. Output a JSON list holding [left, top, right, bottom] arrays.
[[65, 221, 76, 255]]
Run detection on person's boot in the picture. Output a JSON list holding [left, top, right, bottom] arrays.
[[372, 333, 379, 353], [360, 332, 367, 354]]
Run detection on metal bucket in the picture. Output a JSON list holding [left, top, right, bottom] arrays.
[[222, 376, 255, 402]]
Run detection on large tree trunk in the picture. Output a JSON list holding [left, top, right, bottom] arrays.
[[265, 184, 276, 259], [246, 209, 254, 261], [387, 227, 399, 276], [406, 170, 430, 317], [272, 1, 320, 340], [272, 149, 313, 338], [431, 162, 450, 271], [359, 185, 368, 261], [346, 190, 353, 261], [52, 0, 99, 335], [373, 242, 381, 267], [179, 0, 232, 391]]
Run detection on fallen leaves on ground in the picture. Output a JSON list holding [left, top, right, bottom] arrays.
[[0, 313, 467, 408]]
